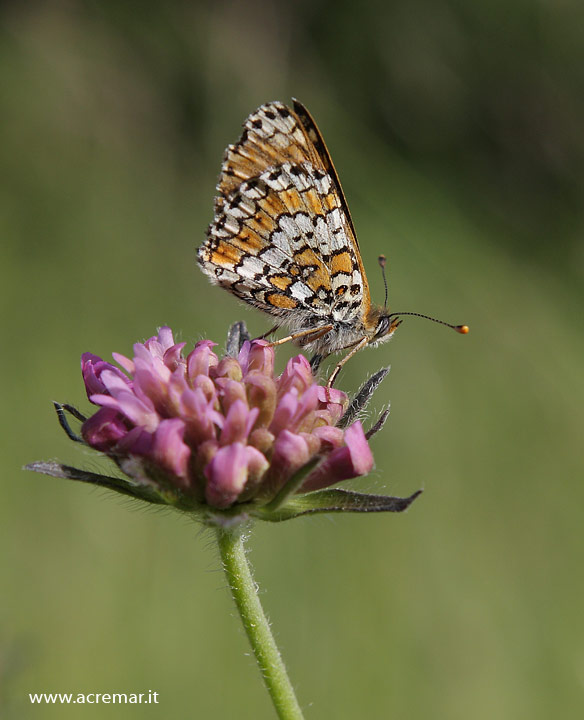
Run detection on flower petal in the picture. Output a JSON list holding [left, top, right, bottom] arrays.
[[316, 385, 348, 425], [163, 342, 186, 372], [271, 430, 310, 477], [342, 421, 375, 475], [152, 418, 190, 485], [269, 390, 299, 436], [112, 352, 135, 374], [132, 358, 171, 414], [90, 390, 159, 432], [204, 443, 250, 508], [300, 421, 374, 492], [218, 378, 248, 415], [245, 340, 274, 376], [220, 399, 259, 446], [211, 357, 243, 382], [81, 353, 130, 399], [157, 326, 176, 352], [187, 340, 218, 379], [278, 354, 313, 396], [312, 425, 344, 450], [81, 407, 128, 450], [245, 372, 277, 427]]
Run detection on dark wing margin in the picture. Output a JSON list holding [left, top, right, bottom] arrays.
[[292, 99, 372, 309], [292, 99, 360, 249]]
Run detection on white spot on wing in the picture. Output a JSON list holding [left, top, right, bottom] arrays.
[[238, 256, 267, 278], [260, 246, 289, 268], [290, 281, 313, 301]]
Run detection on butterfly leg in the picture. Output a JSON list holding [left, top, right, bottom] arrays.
[[255, 324, 279, 340], [266, 324, 334, 348], [54, 402, 87, 443], [326, 337, 369, 388], [310, 354, 324, 373]]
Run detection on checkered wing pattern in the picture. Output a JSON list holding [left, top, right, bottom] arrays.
[[198, 101, 372, 340]]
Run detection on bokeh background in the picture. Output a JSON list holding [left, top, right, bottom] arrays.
[[2, 1, 584, 718]]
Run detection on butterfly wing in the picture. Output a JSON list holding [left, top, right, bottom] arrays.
[[198, 101, 371, 343]]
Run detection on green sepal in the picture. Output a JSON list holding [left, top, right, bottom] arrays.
[[25, 461, 175, 506], [254, 487, 422, 522], [259, 458, 321, 512]]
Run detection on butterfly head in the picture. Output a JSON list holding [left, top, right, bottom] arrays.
[[365, 306, 402, 347], [366, 255, 402, 346]]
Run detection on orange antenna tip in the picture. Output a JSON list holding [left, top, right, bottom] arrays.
[[378, 254, 387, 268], [456, 325, 469, 334]]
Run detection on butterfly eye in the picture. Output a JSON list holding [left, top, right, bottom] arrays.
[[375, 316, 391, 338]]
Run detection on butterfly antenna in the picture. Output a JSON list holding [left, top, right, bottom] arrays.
[[378, 255, 389, 310], [388, 311, 469, 334]]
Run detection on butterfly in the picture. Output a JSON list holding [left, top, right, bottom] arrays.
[[197, 100, 467, 385]]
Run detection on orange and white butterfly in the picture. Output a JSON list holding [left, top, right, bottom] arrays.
[[197, 100, 467, 384]]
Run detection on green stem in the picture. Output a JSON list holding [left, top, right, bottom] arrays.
[[216, 527, 304, 720]]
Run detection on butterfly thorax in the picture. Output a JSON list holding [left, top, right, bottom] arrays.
[[285, 303, 399, 356]]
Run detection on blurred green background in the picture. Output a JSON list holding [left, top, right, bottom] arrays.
[[2, 1, 583, 718]]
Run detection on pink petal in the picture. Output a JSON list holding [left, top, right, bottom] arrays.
[[239, 445, 270, 497], [187, 340, 219, 379], [269, 390, 299, 436], [116, 426, 154, 455], [167, 367, 189, 410], [163, 342, 186, 371], [81, 353, 130, 399], [301, 421, 374, 492], [293, 384, 320, 430], [112, 352, 135, 374], [134, 340, 161, 363], [316, 385, 348, 424], [81, 407, 128, 450], [190, 374, 216, 401], [244, 372, 277, 427], [218, 379, 248, 415], [259, 430, 312, 500], [343, 422, 374, 475], [211, 357, 243, 381], [316, 385, 347, 406], [91, 390, 159, 432], [272, 430, 310, 476], [248, 427, 275, 455], [237, 341, 251, 373], [204, 443, 249, 508], [181, 388, 221, 444], [100, 368, 138, 397], [278, 354, 313, 396], [220, 400, 259, 446], [152, 418, 190, 484], [245, 340, 275, 376], [133, 357, 171, 413], [157, 326, 176, 352], [313, 425, 345, 449]]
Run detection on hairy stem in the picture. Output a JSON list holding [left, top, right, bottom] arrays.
[[216, 528, 304, 720]]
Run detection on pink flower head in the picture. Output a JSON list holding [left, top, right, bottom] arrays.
[[73, 326, 382, 518], [29, 325, 421, 524]]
